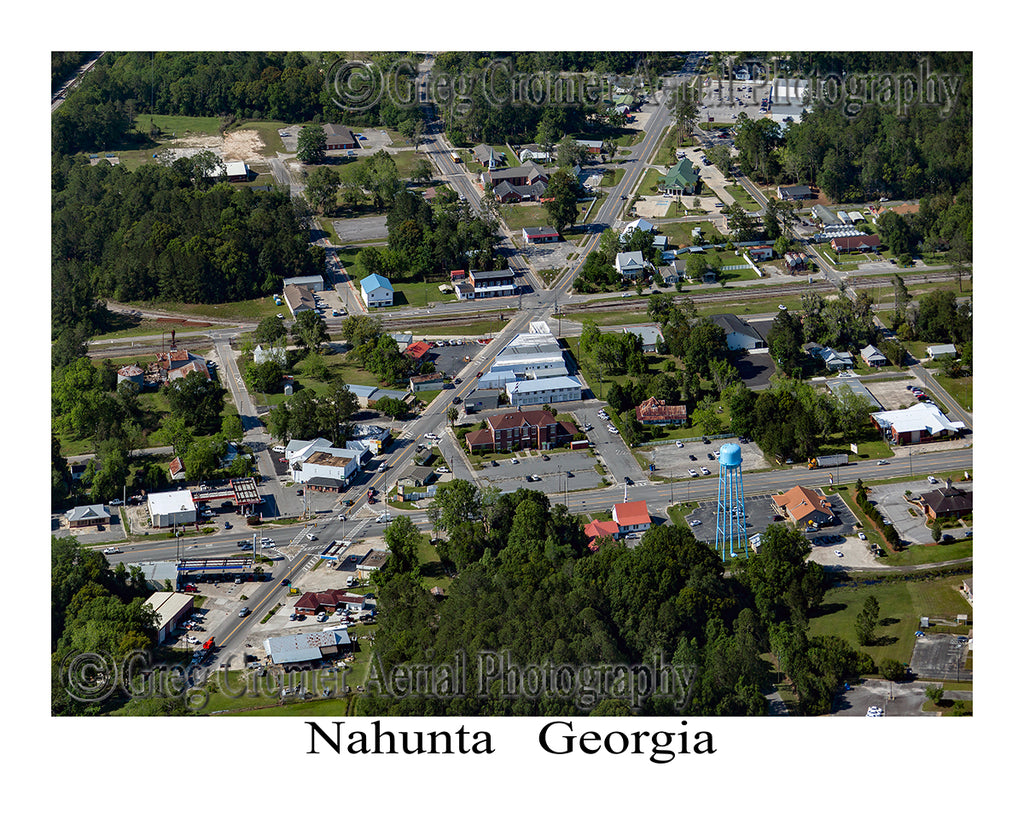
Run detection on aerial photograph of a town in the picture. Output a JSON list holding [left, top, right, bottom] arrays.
[[39, 41, 999, 803]]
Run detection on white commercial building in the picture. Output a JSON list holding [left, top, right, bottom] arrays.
[[478, 321, 571, 390], [506, 375, 583, 407], [148, 489, 197, 528]]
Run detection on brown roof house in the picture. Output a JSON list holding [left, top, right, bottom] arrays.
[[771, 486, 836, 528], [635, 396, 687, 426]]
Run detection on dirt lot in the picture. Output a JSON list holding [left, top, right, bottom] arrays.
[[158, 130, 268, 166]]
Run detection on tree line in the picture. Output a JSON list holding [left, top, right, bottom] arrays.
[[52, 157, 322, 340], [359, 481, 869, 716]]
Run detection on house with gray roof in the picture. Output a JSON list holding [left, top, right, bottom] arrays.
[[615, 251, 647, 279], [709, 314, 766, 351], [860, 345, 888, 368], [620, 324, 664, 353], [66, 504, 112, 528]]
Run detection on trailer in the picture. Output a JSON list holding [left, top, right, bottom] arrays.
[[808, 454, 849, 469]]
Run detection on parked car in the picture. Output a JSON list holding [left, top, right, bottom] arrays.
[[833, 550, 843, 558], [541, 454, 550, 461]]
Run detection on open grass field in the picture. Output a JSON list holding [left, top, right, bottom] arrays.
[[134, 114, 223, 138], [808, 573, 973, 669]]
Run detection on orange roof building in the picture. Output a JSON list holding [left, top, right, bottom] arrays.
[[771, 486, 835, 527], [613, 501, 651, 532], [583, 519, 621, 550]]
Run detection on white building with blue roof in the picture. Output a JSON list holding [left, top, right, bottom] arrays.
[[360, 274, 393, 308]]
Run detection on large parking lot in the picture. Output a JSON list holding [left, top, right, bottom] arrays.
[[422, 339, 486, 380], [645, 435, 773, 478], [476, 449, 604, 495]]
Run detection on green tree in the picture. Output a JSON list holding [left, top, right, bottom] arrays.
[[427, 479, 481, 534], [375, 396, 408, 420], [254, 315, 287, 346], [543, 168, 581, 234], [855, 595, 880, 646], [291, 309, 330, 354], [305, 165, 340, 214], [164, 371, 224, 434], [297, 124, 327, 164], [246, 360, 283, 393], [380, 515, 422, 582]]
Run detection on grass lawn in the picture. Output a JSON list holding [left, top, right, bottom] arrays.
[[808, 573, 973, 670], [725, 184, 760, 211], [93, 297, 282, 332], [933, 374, 972, 412], [499, 202, 555, 232], [402, 318, 508, 337], [391, 281, 459, 308], [134, 114, 223, 139]]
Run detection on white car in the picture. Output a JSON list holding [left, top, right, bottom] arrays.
[[103, 547, 121, 555], [675, 441, 684, 448], [690, 519, 702, 526], [425, 433, 440, 441], [510, 458, 519, 464], [834, 550, 844, 558], [858, 532, 867, 540], [688, 468, 698, 477]]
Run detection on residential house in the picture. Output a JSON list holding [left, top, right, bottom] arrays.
[[831, 234, 881, 254], [659, 159, 701, 196], [860, 345, 888, 368], [771, 486, 835, 528], [807, 344, 854, 371], [620, 324, 663, 353], [464, 409, 577, 453], [253, 344, 287, 366], [360, 274, 394, 308], [615, 251, 647, 279], [612, 501, 651, 534], [662, 259, 685, 284], [926, 344, 957, 359], [518, 144, 551, 163], [635, 396, 687, 426], [746, 245, 774, 262], [709, 314, 767, 351], [397, 465, 437, 501]]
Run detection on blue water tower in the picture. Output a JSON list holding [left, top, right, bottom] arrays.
[[715, 443, 748, 561]]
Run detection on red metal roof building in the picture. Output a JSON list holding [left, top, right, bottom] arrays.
[[613, 501, 652, 532], [584, 519, 621, 550], [404, 341, 434, 361]]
